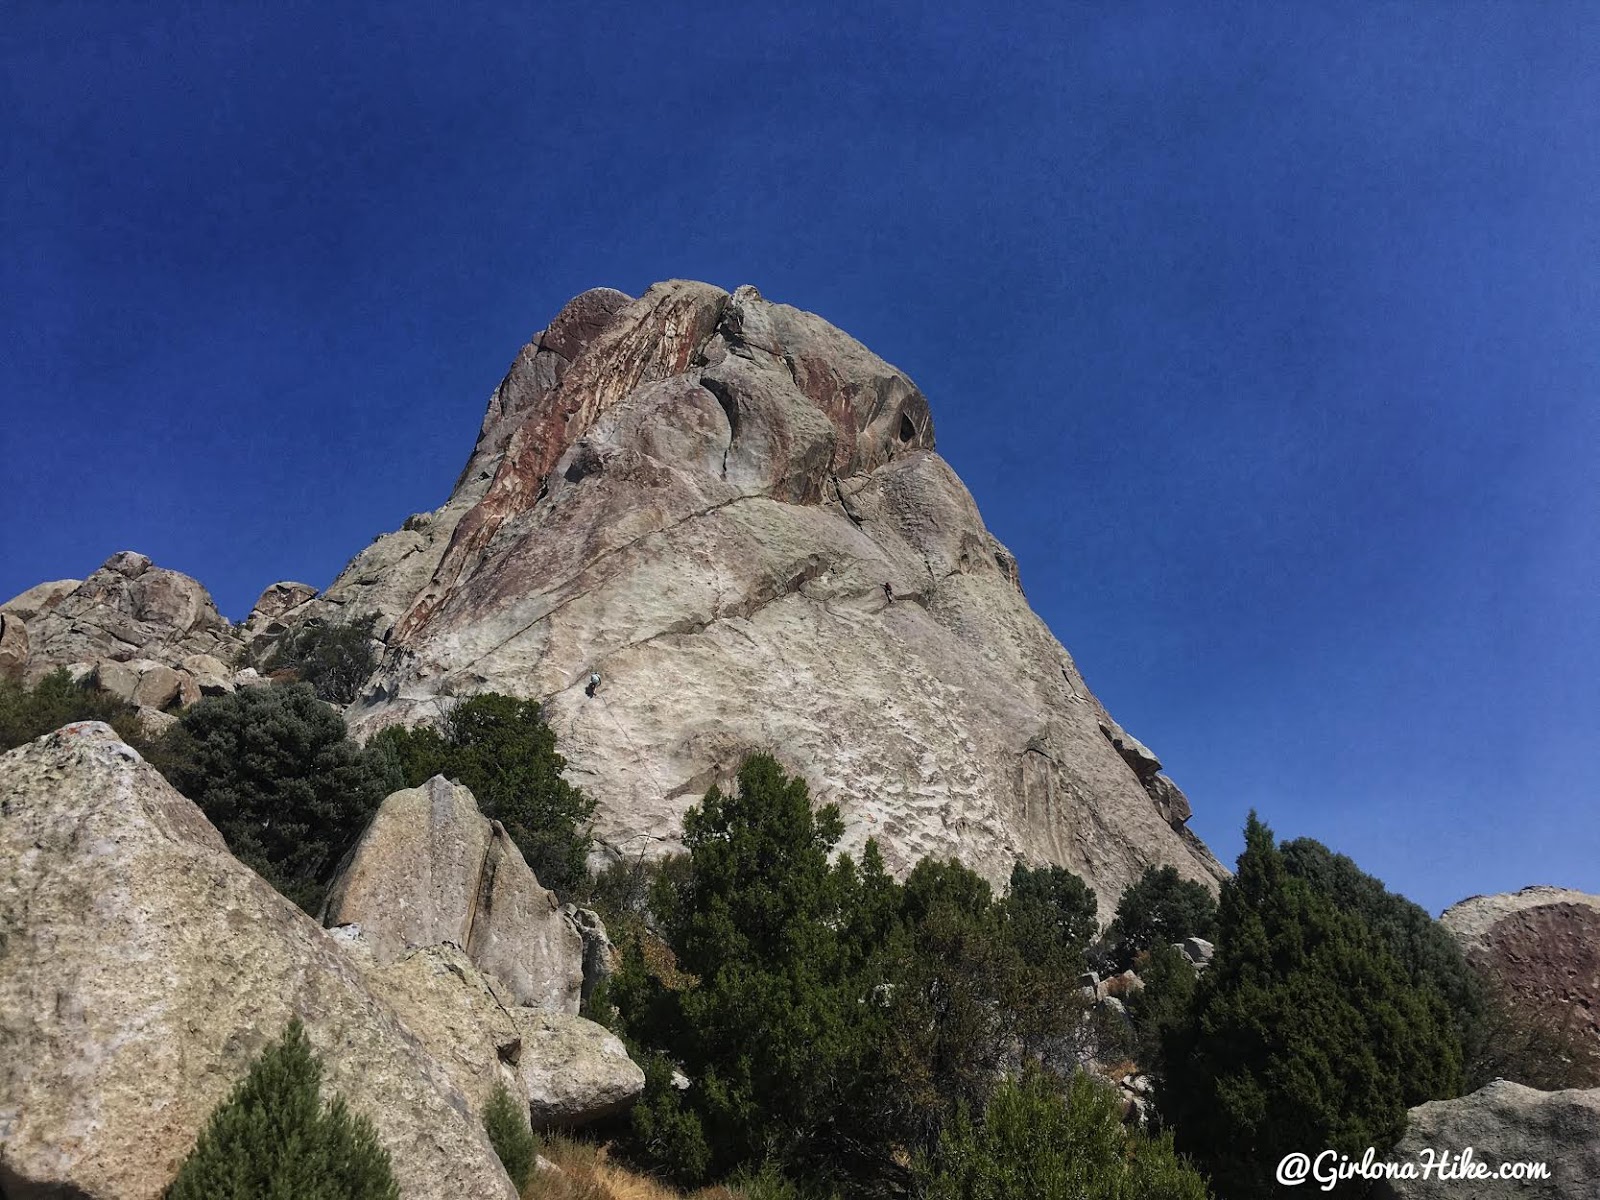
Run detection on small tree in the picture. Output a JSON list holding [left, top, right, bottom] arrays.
[[156, 684, 401, 913], [370, 692, 595, 895], [166, 1018, 399, 1200], [265, 612, 381, 706], [1103, 865, 1217, 970], [483, 1079, 540, 1189], [918, 1069, 1209, 1200]]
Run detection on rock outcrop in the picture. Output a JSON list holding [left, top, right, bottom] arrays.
[[0, 723, 516, 1200], [3, 282, 1226, 917], [324, 775, 585, 1012], [1442, 887, 1600, 1042], [1375, 1080, 1600, 1198], [328, 281, 1225, 916], [15, 551, 241, 673]]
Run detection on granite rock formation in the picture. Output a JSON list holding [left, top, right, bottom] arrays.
[[323, 775, 585, 1012], [0, 723, 516, 1200], [336, 281, 1224, 915], [1375, 1079, 1599, 1198]]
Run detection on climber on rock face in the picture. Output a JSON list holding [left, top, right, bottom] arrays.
[[586, 671, 601, 698]]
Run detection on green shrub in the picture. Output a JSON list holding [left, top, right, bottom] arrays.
[[1160, 814, 1464, 1200], [917, 1069, 1209, 1200], [370, 692, 595, 895], [156, 684, 401, 913], [165, 1018, 398, 1200], [0, 667, 147, 753], [265, 612, 381, 705], [484, 1079, 540, 1189], [1102, 866, 1217, 971]]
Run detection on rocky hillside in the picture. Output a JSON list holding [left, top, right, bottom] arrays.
[[1, 282, 1225, 915]]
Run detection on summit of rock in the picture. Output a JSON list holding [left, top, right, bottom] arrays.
[[326, 280, 1224, 913]]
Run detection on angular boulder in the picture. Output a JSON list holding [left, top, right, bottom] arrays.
[[324, 775, 584, 1011], [1375, 1080, 1600, 1198], [356, 941, 642, 1129], [514, 1007, 646, 1129], [0, 723, 516, 1200]]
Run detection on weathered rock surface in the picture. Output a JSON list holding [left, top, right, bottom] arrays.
[[13, 552, 241, 677], [360, 943, 525, 1112], [0, 578, 79, 625], [324, 775, 585, 1011], [0, 723, 516, 1200], [0, 613, 27, 680], [1442, 887, 1600, 1042], [515, 1007, 646, 1128], [1375, 1080, 1600, 1198], [355, 942, 641, 1129], [332, 281, 1225, 916], [563, 903, 618, 1002]]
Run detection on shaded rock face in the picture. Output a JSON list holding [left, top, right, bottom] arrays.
[[336, 281, 1223, 915], [1442, 887, 1600, 1043], [324, 775, 585, 1012], [0, 723, 516, 1200], [1375, 1080, 1600, 1199]]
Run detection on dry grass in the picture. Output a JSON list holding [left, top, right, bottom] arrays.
[[520, 1136, 741, 1200]]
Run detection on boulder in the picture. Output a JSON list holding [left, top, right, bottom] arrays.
[[354, 942, 643, 1131], [514, 1007, 646, 1128], [361, 943, 524, 1112], [1180, 937, 1214, 967], [0, 578, 80, 624], [131, 663, 185, 710], [0, 613, 27, 680], [1375, 1080, 1600, 1198], [325, 775, 584, 1011], [1442, 887, 1600, 1044], [93, 657, 144, 704], [180, 653, 234, 695], [0, 722, 516, 1200]]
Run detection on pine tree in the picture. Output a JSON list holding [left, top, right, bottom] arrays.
[[166, 1019, 399, 1200], [1160, 814, 1464, 1199]]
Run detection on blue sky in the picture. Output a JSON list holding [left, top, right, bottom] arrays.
[[4, 2, 1596, 914]]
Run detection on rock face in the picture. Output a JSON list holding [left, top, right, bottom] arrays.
[[1375, 1080, 1600, 1198], [1442, 887, 1600, 1043], [0, 723, 516, 1200], [330, 281, 1224, 915], [514, 1007, 646, 1129], [0, 612, 27, 680], [324, 775, 585, 1012], [15, 551, 241, 674]]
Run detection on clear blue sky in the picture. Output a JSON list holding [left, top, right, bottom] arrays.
[[4, 3, 1596, 915]]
